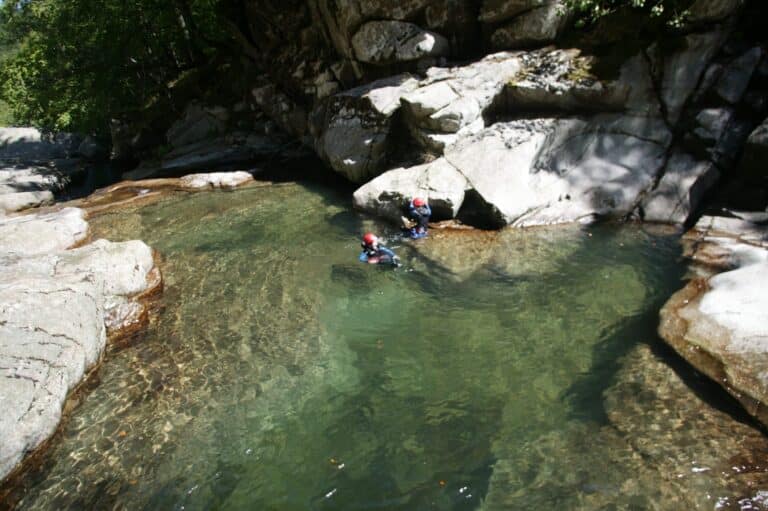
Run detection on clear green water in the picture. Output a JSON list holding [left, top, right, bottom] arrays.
[[11, 181, 766, 510]]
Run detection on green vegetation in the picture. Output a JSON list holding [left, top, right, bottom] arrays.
[[564, 0, 693, 28], [0, 0, 231, 135]]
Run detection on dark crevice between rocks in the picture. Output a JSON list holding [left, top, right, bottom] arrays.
[[455, 189, 506, 230]]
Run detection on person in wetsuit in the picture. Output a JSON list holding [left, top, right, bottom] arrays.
[[403, 197, 431, 238], [359, 232, 401, 267]]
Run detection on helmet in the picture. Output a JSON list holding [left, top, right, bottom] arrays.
[[362, 232, 378, 246], [413, 197, 426, 207]]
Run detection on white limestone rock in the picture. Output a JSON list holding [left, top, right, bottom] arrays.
[[352, 158, 469, 222], [0, 190, 55, 213], [178, 171, 254, 189], [0, 274, 106, 481], [0, 207, 88, 256]]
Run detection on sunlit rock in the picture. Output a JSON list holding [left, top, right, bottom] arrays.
[[660, 214, 768, 428], [353, 157, 468, 222], [351, 21, 449, 65], [0, 190, 55, 213], [178, 171, 254, 189], [0, 207, 88, 256]]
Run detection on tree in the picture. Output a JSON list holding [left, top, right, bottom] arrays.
[[564, 0, 694, 27], [0, 0, 228, 135]]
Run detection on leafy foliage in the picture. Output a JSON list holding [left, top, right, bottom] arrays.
[[564, 0, 693, 28], [0, 0, 230, 135]]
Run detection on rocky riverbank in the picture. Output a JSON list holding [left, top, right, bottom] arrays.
[[659, 213, 768, 428], [0, 129, 261, 486]]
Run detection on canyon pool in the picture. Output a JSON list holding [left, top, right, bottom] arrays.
[[10, 180, 768, 510]]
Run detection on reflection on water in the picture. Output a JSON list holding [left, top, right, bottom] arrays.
[[10, 181, 768, 510]]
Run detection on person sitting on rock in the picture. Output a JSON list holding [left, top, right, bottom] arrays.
[[359, 232, 401, 267], [401, 197, 431, 239]]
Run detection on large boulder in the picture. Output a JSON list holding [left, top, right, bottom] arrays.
[[352, 157, 468, 222], [0, 274, 106, 482], [311, 74, 420, 183], [0, 191, 55, 214], [445, 115, 671, 227], [351, 21, 449, 65], [356, 114, 673, 228], [401, 52, 523, 152]]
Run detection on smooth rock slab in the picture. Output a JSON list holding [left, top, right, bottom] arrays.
[[0, 208, 88, 256], [659, 217, 768, 428], [0, 274, 106, 481], [0, 190, 55, 214], [641, 152, 720, 224], [0, 207, 160, 482]]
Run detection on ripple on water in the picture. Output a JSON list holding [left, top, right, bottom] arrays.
[[8, 183, 768, 511]]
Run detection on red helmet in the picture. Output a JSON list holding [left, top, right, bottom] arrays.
[[362, 232, 378, 246], [413, 197, 426, 207]]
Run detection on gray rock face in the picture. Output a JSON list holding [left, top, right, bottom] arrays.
[[312, 74, 420, 183], [641, 152, 719, 224], [123, 133, 284, 181], [660, 215, 768, 428], [166, 103, 229, 150], [489, 1, 570, 49], [479, 0, 548, 23], [355, 114, 674, 228], [740, 117, 768, 176], [714, 47, 763, 104], [452, 115, 671, 226], [0, 164, 83, 214], [351, 21, 449, 65], [0, 206, 161, 482], [402, 52, 523, 152]]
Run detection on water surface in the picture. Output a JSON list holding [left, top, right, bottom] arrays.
[[11, 181, 767, 510]]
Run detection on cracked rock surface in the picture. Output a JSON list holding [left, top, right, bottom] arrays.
[[0, 205, 160, 481]]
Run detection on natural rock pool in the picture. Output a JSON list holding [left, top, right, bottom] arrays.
[[9, 181, 768, 510]]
